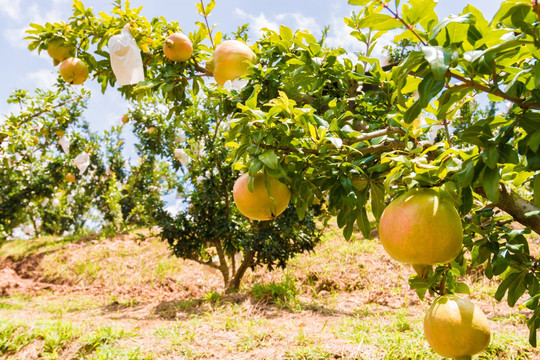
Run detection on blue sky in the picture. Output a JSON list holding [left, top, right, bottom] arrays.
[[0, 0, 500, 145]]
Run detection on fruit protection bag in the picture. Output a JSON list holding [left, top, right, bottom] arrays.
[[108, 24, 145, 86]]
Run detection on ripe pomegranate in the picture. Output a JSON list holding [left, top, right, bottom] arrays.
[[163, 33, 193, 62], [211, 40, 256, 86], [424, 294, 491, 360], [59, 57, 89, 85], [378, 188, 463, 268], [233, 173, 290, 221], [47, 37, 75, 66]]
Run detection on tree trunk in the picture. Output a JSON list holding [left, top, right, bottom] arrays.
[[227, 250, 255, 293], [476, 186, 540, 235]]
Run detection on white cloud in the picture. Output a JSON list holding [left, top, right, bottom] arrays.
[[326, 16, 363, 53], [234, 8, 280, 38], [276, 13, 320, 35], [0, 0, 21, 20], [2, 2, 69, 50], [2, 27, 27, 49], [24, 69, 57, 89]]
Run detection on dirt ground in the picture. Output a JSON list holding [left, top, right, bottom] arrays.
[[0, 226, 538, 359]]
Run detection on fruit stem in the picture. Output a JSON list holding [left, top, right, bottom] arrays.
[[412, 264, 431, 279]]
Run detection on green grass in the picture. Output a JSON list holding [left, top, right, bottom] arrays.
[[154, 322, 196, 344], [85, 346, 154, 360], [283, 346, 333, 359], [334, 313, 435, 359], [0, 236, 76, 260], [78, 325, 132, 355], [0, 320, 35, 354], [251, 274, 300, 310], [37, 319, 81, 358]]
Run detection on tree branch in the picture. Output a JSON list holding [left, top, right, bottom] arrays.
[[344, 126, 405, 144], [475, 186, 540, 235], [194, 61, 212, 76], [448, 70, 540, 110]]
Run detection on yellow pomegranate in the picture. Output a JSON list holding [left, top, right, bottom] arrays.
[[163, 33, 193, 62], [212, 40, 256, 86], [233, 173, 290, 221], [59, 57, 89, 85], [378, 188, 462, 268], [424, 294, 491, 360], [65, 173, 75, 183], [47, 37, 75, 66]]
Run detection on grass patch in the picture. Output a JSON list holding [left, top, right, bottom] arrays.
[[0, 236, 75, 260], [78, 325, 131, 355], [0, 320, 35, 355], [85, 345, 154, 360], [334, 314, 434, 359], [251, 274, 300, 310], [37, 319, 80, 357], [284, 345, 333, 359], [154, 322, 196, 344]]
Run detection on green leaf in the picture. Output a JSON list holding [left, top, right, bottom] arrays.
[[482, 144, 499, 169], [482, 166, 500, 203], [527, 313, 540, 347], [73, 0, 85, 13], [430, 14, 475, 40], [535, 60, 540, 89], [279, 25, 293, 41], [248, 159, 263, 177], [259, 149, 279, 170], [495, 271, 519, 301], [357, 14, 403, 31], [403, 73, 445, 123], [454, 282, 470, 295], [245, 85, 260, 110], [459, 186, 473, 214], [356, 207, 371, 239], [409, 277, 428, 300], [534, 175, 540, 209], [343, 221, 354, 241], [508, 272, 527, 307], [370, 182, 385, 220], [402, 0, 437, 29], [422, 46, 452, 80]]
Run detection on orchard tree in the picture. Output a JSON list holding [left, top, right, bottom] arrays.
[[0, 86, 172, 240], [126, 95, 323, 292], [22, 0, 540, 349]]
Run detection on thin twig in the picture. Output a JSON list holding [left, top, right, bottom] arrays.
[[381, 1, 427, 46], [199, 0, 216, 50]]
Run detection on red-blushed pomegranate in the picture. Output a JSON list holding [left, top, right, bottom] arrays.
[[233, 173, 290, 221], [378, 188, 463, 267], [163, 33, 193, 62], [424, 294, 491, 360], [212, 40, 256, 86]]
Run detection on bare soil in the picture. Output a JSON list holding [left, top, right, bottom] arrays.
[[0, 225, 538, 359]]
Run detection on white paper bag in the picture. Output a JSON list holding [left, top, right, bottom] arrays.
[[108, 24, 145, 86], [74, 151, 90, 175]]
